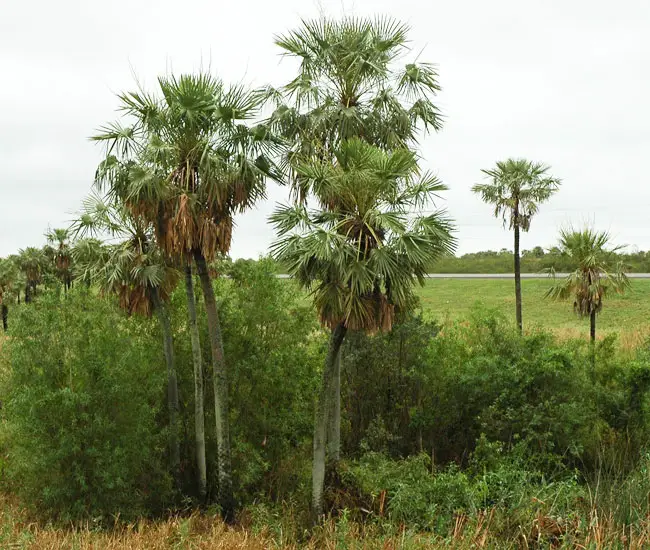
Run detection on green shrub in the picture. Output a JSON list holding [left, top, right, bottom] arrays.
[[1, 290, 172, 522]]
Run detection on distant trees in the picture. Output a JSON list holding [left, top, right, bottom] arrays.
[[472, 159, 561, 333], [0, 258, 17, 331], [546, 228, 630, 347], [45, 228, 73, 292], [17, 247, 47, 303]]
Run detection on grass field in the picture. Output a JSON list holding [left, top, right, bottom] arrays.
[[417, 278, 650, 347]]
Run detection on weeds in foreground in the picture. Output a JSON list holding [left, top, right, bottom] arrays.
[[3, 496, 650, 550]]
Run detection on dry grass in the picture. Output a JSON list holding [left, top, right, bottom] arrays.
[[3, 498, 650, 550]]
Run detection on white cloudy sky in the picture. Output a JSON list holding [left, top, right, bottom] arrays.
[[1, 0, 648, 258]]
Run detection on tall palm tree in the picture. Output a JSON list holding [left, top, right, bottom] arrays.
[[472, 159, 561, 333], [92, 73, 279, 519], [546, 227, 629, 349], [71, 194, 182, 484], [93, 157, 208, 502], [45, 228, 73, 292], [271, 138, 456, 520], [269, 15, 444, 466]]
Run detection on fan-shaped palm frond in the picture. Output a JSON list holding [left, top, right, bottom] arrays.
[[269, 16, 443, 202], [472, 158, 561, 231], [546, 227, 629, 320], [271, 138, 455, 332]]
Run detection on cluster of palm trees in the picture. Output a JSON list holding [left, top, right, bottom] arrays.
[[0, 15, 631, 523], [0, 228, 74, 329], [473, 159, 630, 344], [6, 17, 453, 522]]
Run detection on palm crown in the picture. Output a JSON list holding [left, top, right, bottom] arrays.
[[271, 138, 455, 331], [71, 194, 178, 316], [93, 73, 280, 262], [472, 159, 561, 231], [268, 17, 442, 200], [546, 227, 629, 318]]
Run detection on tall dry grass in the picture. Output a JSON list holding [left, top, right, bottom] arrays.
[[3, 499, 650, 550]]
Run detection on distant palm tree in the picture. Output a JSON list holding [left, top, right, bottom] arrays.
[[472, 159, 561, 333], [45, 228, 74, 292], [72, 194, 182, 483], [0, 258, 17, 331], [17, 247, 47, 303], [546, 227, 630, 348], [271, 138, 455, 520]]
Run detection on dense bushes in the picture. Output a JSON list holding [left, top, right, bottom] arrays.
[[343, 308, 650, 475], [1, 290, 172, 522], [3, 259, 650, 542]]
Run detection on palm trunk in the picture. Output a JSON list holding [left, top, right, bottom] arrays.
[[1, 304, 7, 332], [151, 289, 181, 486], [194, 250, 235, 522], [514, 217, 523, 334], [590, 309, 596, 368], [312, 322, 347, 523], [326, 347, 341, 461], [184, 263, 207, 502]]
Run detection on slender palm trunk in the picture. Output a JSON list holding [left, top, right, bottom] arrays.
[[313, 323, 347, 523], [184, 263, 207, 502], [513, 219, 523, 334], [1, 304, 7, 332], [590, 309, 596, 368], [194, 250, 235, 522], [326, 347, 342, 461], [151, 289, 180, 485], [590, 310, 596, 343]]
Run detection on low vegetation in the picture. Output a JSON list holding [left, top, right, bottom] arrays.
[[417, 278, 650, 347], [2, 261, 650, 547]]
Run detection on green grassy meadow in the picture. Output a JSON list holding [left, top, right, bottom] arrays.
[[417, 278, 650, 346]]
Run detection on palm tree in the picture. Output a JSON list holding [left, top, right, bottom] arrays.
[[92, 73, 278, 518], [71, 194, 182, 484], [269, 15, 443, 466], [472, 159, 561, 333], [45, 228, 74, 292], [268, 16, 443, 201], [0, 258, 18, 331], [17, 247, 47, 303], [546, 227, 629, 350], [271, 138, 456, 520]]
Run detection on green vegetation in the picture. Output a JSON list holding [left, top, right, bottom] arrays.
[[3, 271, 650, 547], [430, 247, 650, 273], [417, 278, 649, 345], [2, 12, 650, 550]]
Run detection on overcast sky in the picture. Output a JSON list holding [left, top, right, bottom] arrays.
[[1, 0, 648, 258]]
